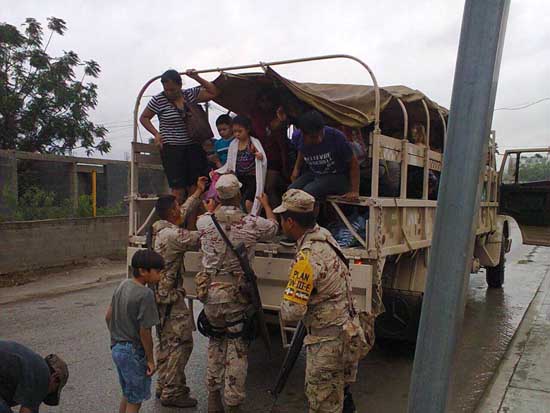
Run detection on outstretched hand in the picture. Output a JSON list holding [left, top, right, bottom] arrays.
[[256, 193, 270, 208], [203, 198, 217, 213], [196, 176, 209, 193]]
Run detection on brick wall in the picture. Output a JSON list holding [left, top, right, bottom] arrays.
[[0, 216, 128, 274]]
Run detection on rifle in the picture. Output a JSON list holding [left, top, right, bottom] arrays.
[[271, 241, 351, 407], [210, 214, 272, 356], [271, 320, 307, 401]]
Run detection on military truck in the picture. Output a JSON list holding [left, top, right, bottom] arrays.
[[127, 55, 550, 343]]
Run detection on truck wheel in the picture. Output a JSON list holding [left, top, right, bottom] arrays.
[[486, 235, 506, 288]]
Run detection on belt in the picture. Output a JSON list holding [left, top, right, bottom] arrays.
[[307, 324, 343, 337]]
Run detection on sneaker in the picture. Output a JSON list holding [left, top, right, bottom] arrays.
[[160, 396, 198, 408], [279, 237, 296, 247]]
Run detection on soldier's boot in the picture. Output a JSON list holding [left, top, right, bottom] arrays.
[[343, 385, 356, 413], [207, 390, 224, 413], [225, 405, 241, 413], [160, 396, 198, 408]]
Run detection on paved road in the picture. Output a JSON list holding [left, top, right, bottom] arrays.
[[1, 222, 548, 413]]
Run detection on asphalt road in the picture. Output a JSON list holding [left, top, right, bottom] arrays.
[[1, 222, 548, 413]]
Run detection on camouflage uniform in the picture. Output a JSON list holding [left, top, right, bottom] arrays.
[[197, 205, 278, 408], [153, 196, 200, 403], [280, 224, 357, 413]]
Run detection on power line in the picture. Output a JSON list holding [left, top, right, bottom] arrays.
[[495, 97, 550, 111]]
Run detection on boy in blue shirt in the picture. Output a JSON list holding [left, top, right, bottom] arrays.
[[212, 114, 234, 167]]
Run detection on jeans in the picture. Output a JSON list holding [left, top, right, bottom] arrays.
[[0, 398, 12, 413], [112, 342, 151, 404], [289, 172, 349, 199]]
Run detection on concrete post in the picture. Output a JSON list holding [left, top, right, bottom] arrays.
[[407, 1, 510, 412]]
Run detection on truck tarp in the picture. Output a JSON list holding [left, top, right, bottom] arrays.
[[213, 67, 448, 128]]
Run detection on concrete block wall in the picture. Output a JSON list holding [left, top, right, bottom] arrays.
[[17, 159, 74, 204], [0, 216, 129, 274]]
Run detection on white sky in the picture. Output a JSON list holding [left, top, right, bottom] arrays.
[[4, 0, 549, 159]]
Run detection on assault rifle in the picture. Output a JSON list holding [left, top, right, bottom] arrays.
[[271, 321, 307, 401], [211, 214, 272, 356]]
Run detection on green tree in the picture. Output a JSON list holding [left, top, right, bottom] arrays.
[[0, 17, 110, 155]]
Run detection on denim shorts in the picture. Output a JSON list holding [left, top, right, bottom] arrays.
[[111, 342, 151, 404]]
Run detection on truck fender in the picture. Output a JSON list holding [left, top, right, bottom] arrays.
[[474, 215, 510, 268]]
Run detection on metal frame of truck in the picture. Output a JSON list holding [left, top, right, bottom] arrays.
[[126, 55, 525, 343]]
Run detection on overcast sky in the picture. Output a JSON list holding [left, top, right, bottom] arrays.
[[4, 0, 549, 159]]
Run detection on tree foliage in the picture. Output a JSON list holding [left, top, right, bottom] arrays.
[[519, 153, 550, 183], [0, 17, 110, 155]]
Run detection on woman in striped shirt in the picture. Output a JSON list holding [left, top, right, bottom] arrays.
[[140, 69, 219, 204]]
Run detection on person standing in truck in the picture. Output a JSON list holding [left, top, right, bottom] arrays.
[[140, 69, 219, 205]]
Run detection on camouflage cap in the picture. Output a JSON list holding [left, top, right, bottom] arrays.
[[43, 354, 69, 406], [215, 174, 242, 199], [273, 189, 315, 213]]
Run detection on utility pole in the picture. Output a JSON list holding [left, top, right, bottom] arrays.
[[407, 1, 510, 412]]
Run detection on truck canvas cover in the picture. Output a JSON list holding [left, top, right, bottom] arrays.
[[212, 67, 448, 127]]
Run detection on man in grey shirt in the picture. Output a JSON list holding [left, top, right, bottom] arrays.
[[105, 249, 163, 413]]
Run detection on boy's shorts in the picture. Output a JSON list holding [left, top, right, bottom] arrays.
[[111, 342, 151, 404]]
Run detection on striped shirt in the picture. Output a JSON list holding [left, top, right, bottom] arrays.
[[146, 86, 201, 146]]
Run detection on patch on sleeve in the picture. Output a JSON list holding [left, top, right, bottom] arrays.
[[283, 250, 314, 305]]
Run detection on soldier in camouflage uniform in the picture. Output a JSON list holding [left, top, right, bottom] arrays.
[[151, 177, 207, 408], [275, 189, 360, 413], [196, 174, 278, 413]]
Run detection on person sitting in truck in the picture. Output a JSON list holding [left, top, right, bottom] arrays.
[[290, 110, 360, 201]]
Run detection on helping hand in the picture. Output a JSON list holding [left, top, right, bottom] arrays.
[[256, 193, 270, 208], [203, 198, 218, 213], [196, 176, 209, 193]]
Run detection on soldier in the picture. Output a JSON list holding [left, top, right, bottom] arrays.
[[274, 189, 360, 413], [196, 174, 278, 413], [151, 176, 207, 408]]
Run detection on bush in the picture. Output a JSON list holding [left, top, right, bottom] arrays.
[[0, 186, 126, 221]]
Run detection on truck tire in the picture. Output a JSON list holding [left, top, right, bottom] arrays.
[[486, 235, 506, 288]]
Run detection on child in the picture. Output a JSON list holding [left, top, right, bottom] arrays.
[[216, 115, 267, 214], [213, 114, 234, 167], [105, 249, 164, 413]]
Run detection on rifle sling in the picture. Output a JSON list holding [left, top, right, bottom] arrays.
[[210, 214, 248, 272]]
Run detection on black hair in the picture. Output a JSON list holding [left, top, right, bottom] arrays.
[[216, 114, 233, 126], [131, 249, 165, 278], [156, 194, 177, 221], [160, 69, 182, 86], [281, 210, 317, 229], [298, 110, 325, 135], [232, 115, 252, 131]]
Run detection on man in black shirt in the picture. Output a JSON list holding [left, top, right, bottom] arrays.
[[0, 341, 68, 413]]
